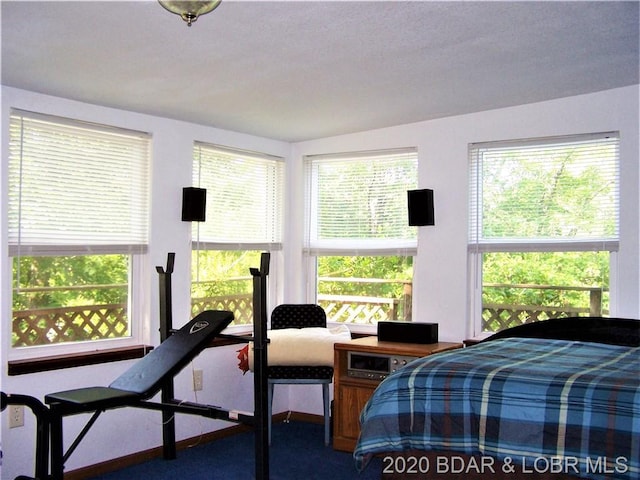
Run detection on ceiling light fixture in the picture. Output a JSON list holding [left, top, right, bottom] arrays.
[[158, 1, 221, 27]]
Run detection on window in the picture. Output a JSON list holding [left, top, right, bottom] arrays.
[[468, 132, 619, 333], [304, 148, 418, 324], [190, 143, 284, 325], [8, 110, 150, 356]]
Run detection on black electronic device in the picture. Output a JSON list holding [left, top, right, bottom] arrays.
[[377, 321, 438, 344], [347, 351, 419, 381]]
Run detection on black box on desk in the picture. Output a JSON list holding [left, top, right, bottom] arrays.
[[377, 321, 438, 344]]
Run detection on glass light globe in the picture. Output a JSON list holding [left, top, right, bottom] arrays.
[[158, 1, 222, 26]]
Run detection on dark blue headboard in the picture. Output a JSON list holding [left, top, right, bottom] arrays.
[[483, 317, 640, 347]]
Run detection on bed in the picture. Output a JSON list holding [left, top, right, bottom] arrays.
[[354, 317, 640, 480]]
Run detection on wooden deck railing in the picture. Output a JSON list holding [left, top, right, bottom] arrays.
[[190, 293, 404, 325], [11, 282, 606, 347], [482, 283, 607, 332], [318, 294, 401, 324], [12, 304, 128, 348], [191, 293, 253, 324], [11, 294, 406, 347]]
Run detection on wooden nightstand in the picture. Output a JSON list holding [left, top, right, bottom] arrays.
[[463, 331, 493, 347], [332, 337, 462, 452]]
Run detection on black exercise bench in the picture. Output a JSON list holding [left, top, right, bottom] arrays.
[[3, 251, 272, 480], [45, 309, 234, 479]]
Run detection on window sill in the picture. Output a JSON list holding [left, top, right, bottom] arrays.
[[8, 332, 253, 376], [8, 345, 154, 376]]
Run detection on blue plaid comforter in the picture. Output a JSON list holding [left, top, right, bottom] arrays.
[[354, 338, 640, 479]]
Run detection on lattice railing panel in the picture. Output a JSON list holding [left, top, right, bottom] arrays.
[[481, 304, 590, 332], [192, 294, 402, 326], [15, 294, 602, 347], [12, 304, 128, 347], [319, 295, 399, 324], [191, 294, 253, 325]]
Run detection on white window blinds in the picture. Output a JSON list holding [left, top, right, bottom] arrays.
[[192, 142, 284, 249], [304, 148, 418, 255], [8, 110, 150, 256], [469, 132, 619, 252]]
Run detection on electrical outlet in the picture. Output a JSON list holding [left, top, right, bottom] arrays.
[[9, 405, 24, 428], [193, 369, 203, 391]]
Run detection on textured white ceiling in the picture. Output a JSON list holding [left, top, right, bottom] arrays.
[[2, 1, 638, 142]]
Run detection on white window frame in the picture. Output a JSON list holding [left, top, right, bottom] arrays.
[[7, 110, 150, 360], [191, 142, 285, 327], [303, 148, 418, 328], [467, 132, 620, 335]]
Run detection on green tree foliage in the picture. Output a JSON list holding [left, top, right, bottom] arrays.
[[483, 251, 609, 310], [191, 250, 260, 298], [317, 256, 412, 297], [12, 255, 128, 311], [318, 255, 413, 320], [480, 146, 613, 314]]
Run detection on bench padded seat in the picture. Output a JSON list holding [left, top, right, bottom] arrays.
[[45, 310, 233, 414], [45, 387, 140, 411]]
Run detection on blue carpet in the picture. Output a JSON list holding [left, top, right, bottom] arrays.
[[90, 421, 381, 480]]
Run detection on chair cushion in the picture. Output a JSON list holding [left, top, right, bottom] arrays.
[[248, 325, 351, 370]]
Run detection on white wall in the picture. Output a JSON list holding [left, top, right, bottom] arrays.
[[287, 84, 640, 413], [1, 84, 638, 477], [0, 86, 291, 478]]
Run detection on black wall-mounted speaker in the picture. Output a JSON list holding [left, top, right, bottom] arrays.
[[182, 187, 207, 222], [407, 189, 435, 226]]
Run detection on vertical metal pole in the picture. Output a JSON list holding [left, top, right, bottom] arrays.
[[36, 412, 50, 480], [3, 393, 50, 480], [251, 252, 270, 480], [49, 409, 64, 480], [156, 252, 176, 460], [157, 252, 175, 342], [28, 396, 51, 480]]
